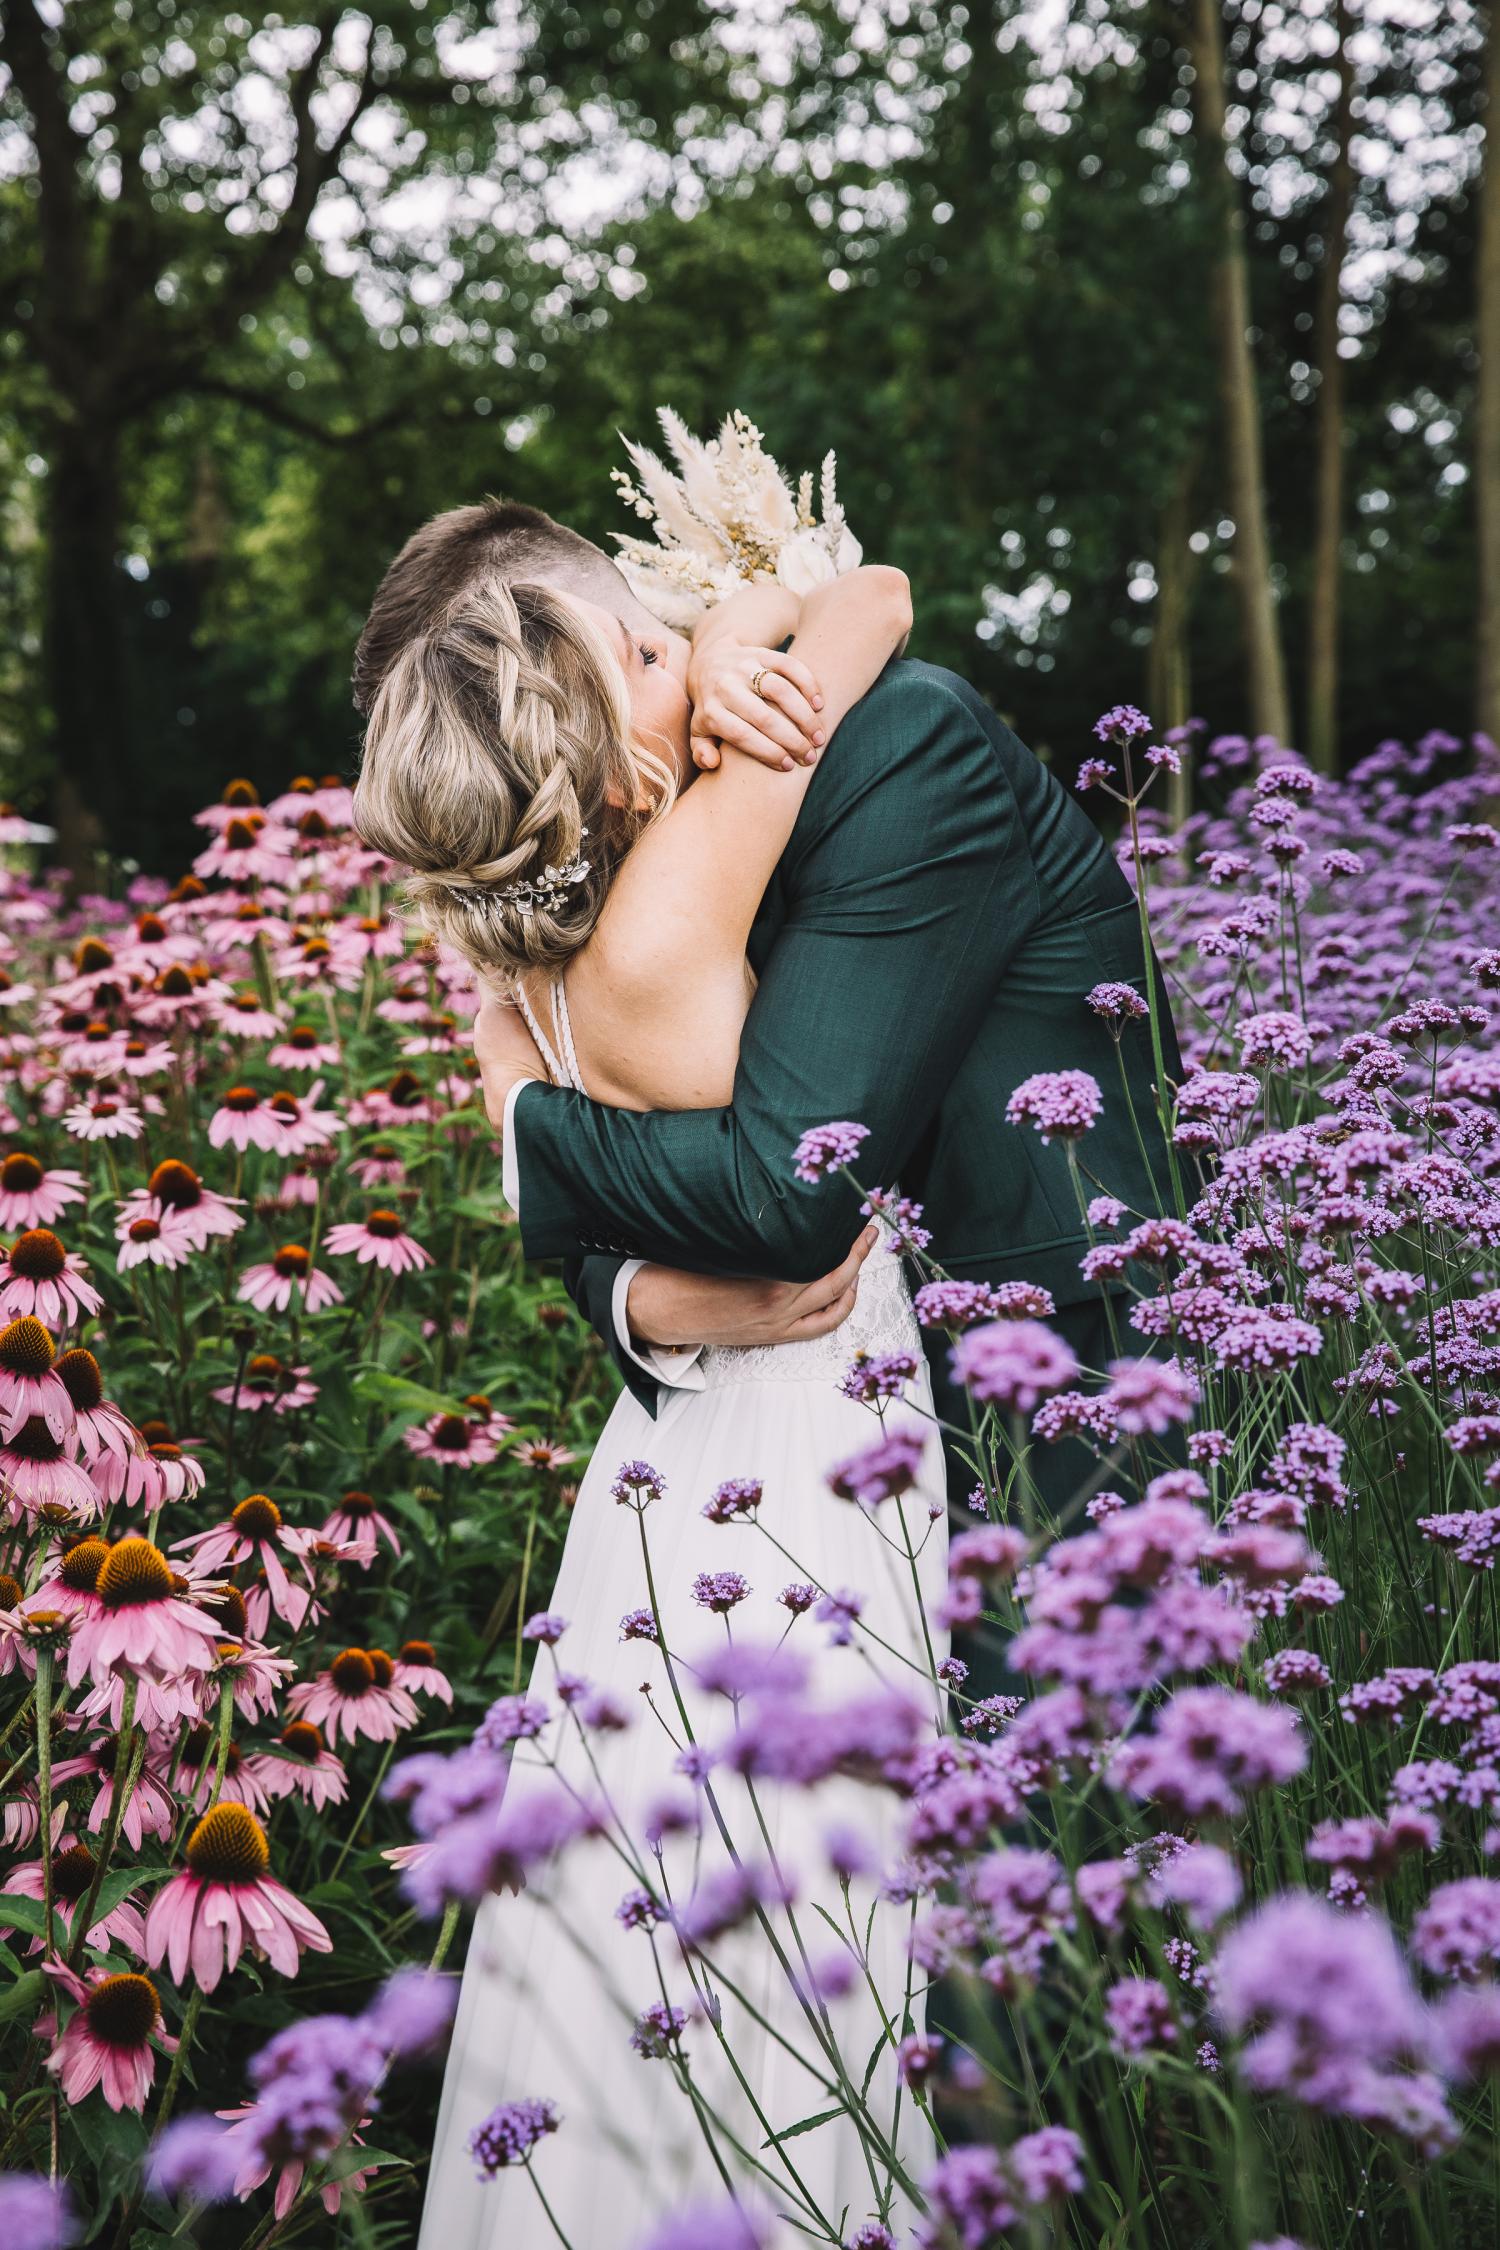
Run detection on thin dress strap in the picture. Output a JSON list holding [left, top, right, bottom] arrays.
[[511, 981, 567, 1088], [550, 980, 586, 1095]]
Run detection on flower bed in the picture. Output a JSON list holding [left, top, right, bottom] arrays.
[[0, 718, 1496, 2249], [0, 780, 602, 2239]]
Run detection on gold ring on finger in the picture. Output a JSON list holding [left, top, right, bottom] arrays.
[[749, 665, 768, 698]]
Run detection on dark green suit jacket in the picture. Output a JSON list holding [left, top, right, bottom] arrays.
[[512, 657, 1181, 1425]]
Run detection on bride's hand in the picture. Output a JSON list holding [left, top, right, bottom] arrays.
[[687, 642, 826, 775], [625, 1229, 878, 1353]]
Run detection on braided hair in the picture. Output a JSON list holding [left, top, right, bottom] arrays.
[[353, 576, 676, 983]]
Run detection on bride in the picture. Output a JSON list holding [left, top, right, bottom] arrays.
[[353, 547, 949, 2248]]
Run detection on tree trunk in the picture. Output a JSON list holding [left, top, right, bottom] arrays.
[[1477, 8, 1500, 748], [1149, 449, 1201, 828], [42, 421, 127, 886], [1305, 0, 1354, 775], [1186, 0, 1292, 747]]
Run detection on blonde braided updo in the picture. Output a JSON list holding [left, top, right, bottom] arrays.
[[353, 575, 676, 984]]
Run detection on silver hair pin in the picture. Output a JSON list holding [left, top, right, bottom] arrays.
[[493, 828, 591, 918]]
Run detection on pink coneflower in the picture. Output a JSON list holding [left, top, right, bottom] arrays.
[[132, 961, 232, 1029], [62, 1091, 145, 1142], [247, 1721, 348, 1812], [514, 1438, 577, 1474], [0, 1418, 100, 1522], [116, 1212, 195, 1273], [375, 980, 435, 1025], [392, 1638, 452, 1705], [207, 1086, 283, 1153], [334, 908, 403, 960], [217, 2103, 381, 2219], [66, 1537, 220, 1728], [23, 1534, 109, 1627], [348, 1069, 440, 1129], [0, 1317, 74, 1441], [118, 1160, 244, 1252], [53, 1728, 175, 1847], [174, 1494, 316, 1629], [42, 1962, 174, 2111], [404, 1412, 502, 1469], [1, 1837, 146, 1955], [55, 1349, 138, 1480], [103, 1433, 208, 1512], [286, 1647, 419, 1748], [270, 1164, 321, 1208], [323, 1210, 432, 1276], [143, 1803, 332, 1992], [215, 992, 285, 1041], [266, 1024, 341, 1072], [0, 1151, 85, 1232], [176, 1730, 272, 1818], [259, 1084, 343, 1157], [237, 1245, 344, 1315], [0, 967, 37, 1008], [195, 779, 263, 832], [192, 814, 297, 886], [210, 1629, 296, 1726], [212, 1353, 318, 1416], [349, 1144, 405, 1190], [400, 1011, 463, 1057], [320, 1489, 400, 1563], [0, 1566, 24, 1675], [0, 1229, 102, 1328]]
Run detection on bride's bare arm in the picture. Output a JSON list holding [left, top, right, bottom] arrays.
[[588, 566, 913, 1027]]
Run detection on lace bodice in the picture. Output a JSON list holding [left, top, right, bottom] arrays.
[[513, 979, 924, 1392]]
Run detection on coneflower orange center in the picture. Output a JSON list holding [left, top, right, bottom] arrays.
[[366, 1210, 403, 1238], [223, 1086, 261, 1113], [299, 937, 331, 962], [96, 1538, 172, 1609], [223, 778, 259, 808], [185, 1801, 269, 1883], [136, 910, 170, 939], [73, 937, 114, 974], [0, 1153, 43, 1193], [56, 1349, 103, 1410], [128, 1218, 161, 1244], [463, 1394, 492, 1416], [202, 1584, 248, 1638], [147, 1161, 201, 1210], [272, 1245, 310, 1278], [223, 817, 259, 849], [6, 1417, 63, 1462], [330, 1648, 375, 1696], [52, 1842, 96, 1899], [0, 1317, 55, 1376], [430, 1416, 471, 1452], [400, 1639, 435, 1666], [280, 1720, 323, 1760], [156, 965, 193, 998], [85, 1971, 159, 2047], [232, 1494, 281, 1541], [366, 1649, 395, 1689], [288, 1026, 318, 1049], [0, 1571, 21, 1610], [268, 1092, 300, 1120], [339, 1490, 373, 1516], [298, 809, 332, 840], [9, 1229, 66, 1280], [59, 1538, 109, 1592], [246, 1355, 283, 1386]]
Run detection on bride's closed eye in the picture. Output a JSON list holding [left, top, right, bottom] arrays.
[[638, 642, 660, 668]]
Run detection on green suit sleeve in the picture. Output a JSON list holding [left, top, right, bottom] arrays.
[[514, 667, 1031, 1284], [561, 1252, 660, 1418]]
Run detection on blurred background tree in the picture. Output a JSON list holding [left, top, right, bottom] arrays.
[[0, 0, 1490, 872]]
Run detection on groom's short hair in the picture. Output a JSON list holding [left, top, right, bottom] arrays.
[[352, 498, 632, 714]]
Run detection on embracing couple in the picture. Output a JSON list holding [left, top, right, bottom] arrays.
[[351, 493, 1180, 2248]]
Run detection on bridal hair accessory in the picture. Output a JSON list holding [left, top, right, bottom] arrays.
[[454, 833, 592, 920], [611, 408, 863, 630]]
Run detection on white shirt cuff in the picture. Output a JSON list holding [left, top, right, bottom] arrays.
[[501, 1081, 528, 1218], [612, 1259, 706, 1393]]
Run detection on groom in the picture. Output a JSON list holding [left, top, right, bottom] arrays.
[[356, 498, 1184, 1535]]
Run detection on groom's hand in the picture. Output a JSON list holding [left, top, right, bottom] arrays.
[[626, 1227, 879, 1351], [687, 642, 826, 775]]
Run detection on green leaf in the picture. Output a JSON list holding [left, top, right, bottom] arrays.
[[760, 2105, 843, 2147], [0, 1967, 44, 2024], [0, 1891, 66, 1947]]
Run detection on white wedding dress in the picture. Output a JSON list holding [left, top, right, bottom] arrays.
[[419, 983, 948, 2250]]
